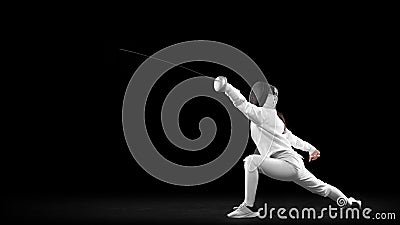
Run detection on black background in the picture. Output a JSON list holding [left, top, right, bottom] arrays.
[[4, 14, 399, 224]]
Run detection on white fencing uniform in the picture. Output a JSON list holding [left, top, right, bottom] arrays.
[[224, 83, 349, 207]]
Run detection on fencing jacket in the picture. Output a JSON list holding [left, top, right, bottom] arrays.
[[225, 83, 316, 158]]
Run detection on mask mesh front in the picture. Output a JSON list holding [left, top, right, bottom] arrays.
[[249, 81, 271, 106]]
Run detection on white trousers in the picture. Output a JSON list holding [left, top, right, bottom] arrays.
[[243, 153, 348, 207]]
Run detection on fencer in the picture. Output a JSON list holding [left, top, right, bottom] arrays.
[[214, 76, 361, 219]]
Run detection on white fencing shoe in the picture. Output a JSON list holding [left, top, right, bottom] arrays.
[[348, 197, 362, 209], [227, 202, 258, 218]]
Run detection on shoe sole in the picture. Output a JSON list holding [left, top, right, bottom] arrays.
[[228, 211, 259, 218]]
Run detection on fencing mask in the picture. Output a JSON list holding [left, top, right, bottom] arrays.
[[249, 81, 278, 108]]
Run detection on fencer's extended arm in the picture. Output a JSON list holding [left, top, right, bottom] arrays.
[[285, 129, 317, 154], [224, 83, 265, 125]]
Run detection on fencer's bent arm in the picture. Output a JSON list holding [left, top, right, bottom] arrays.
[[285, 129, 317, 153], [224, 83, 264, 125]]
